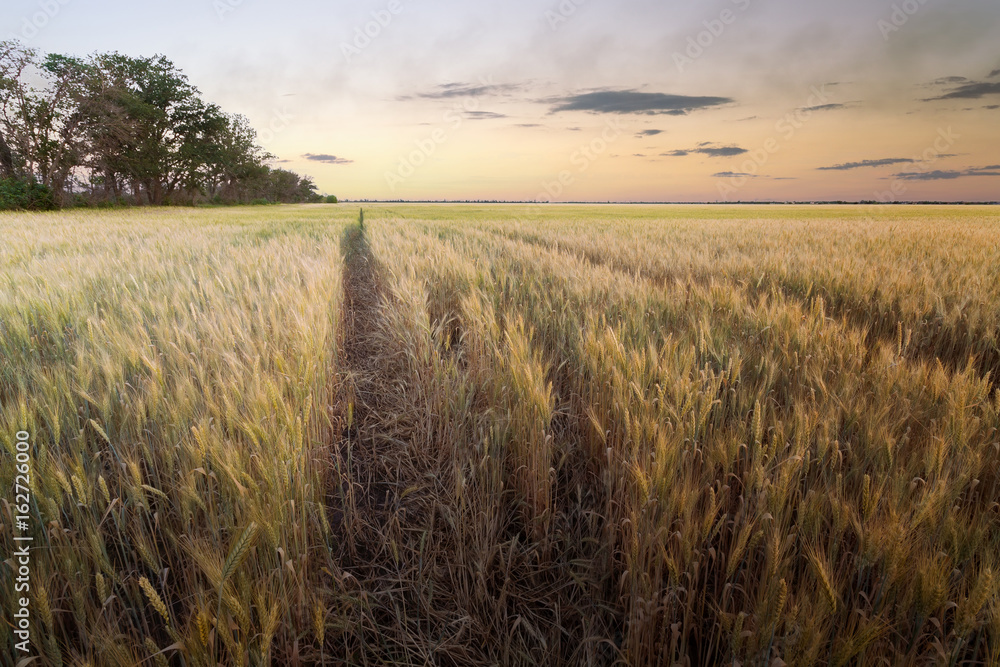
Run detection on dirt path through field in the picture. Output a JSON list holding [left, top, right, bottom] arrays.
[[327, 221, 493, 664], [330, 222, 415, 560]]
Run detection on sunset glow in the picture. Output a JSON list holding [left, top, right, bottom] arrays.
[[5, 0, 999, 200]]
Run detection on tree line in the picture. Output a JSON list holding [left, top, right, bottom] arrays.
[[0, 41, 326, 210]]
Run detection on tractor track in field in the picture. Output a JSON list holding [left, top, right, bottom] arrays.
[[329, 223, 423, 565], [328, 222, 488, 665]]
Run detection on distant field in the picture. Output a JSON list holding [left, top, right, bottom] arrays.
[[1, 204, 998, 666]]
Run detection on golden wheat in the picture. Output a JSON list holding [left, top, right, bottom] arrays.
[[1, 204, 997, 665]]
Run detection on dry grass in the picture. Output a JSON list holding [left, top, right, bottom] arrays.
[[1, 204, 998, 666]]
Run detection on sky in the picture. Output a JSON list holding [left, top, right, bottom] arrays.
[[3, 0, 999, 202]]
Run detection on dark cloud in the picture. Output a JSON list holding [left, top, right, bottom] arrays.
[[897, 170, 962, 180], [800, 103, 848, 112], [303, 154, 353, 165], [895, 166, 1000, 180], [551, 90, 732, 115], [464, 111, 507, 120], [713, 172, 758, 178], [410, 82, 523, 100], [990, 69, 1000, 79], [635, 129, 663, 137], [697, 145, 748, 157], [514, 123, 542, 128], [932, 76, 969, 85], [986, 105, 1000, 110], [926, 81, 1000, 100], [663, 143, 747, 158], [818, 158, 915, 171]]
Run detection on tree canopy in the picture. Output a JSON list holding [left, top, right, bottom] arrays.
[[0, 41, 322, 208]]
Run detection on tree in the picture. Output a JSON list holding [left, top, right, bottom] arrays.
[[0, 41, 91, 204], [0, 41, 38, 178], [78, 52, 198, 204], [208, 113, 272, 202], [0, 41, 327, 209], [36, 52, 92, 203], [0, 128, 14, 177]]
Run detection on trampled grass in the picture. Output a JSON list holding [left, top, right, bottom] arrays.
[[1, 204, 998, 665]]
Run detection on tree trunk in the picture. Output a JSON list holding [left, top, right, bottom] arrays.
[[0, 129, 15, 178]]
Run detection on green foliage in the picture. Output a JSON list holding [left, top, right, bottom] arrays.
[[325, 195, 338, 204], [0, 176, 55, 210], [0, 40, 326, 208]]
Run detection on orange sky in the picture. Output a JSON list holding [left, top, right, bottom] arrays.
[[5, 0, 1000, 201]]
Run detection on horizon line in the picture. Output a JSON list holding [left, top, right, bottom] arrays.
[[338, 200, 1000, 205]]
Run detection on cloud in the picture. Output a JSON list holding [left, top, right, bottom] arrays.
[[514, 123, 543, 128], [894, 166, 1000, 180], [986, 104, 1000, 110], [932, 76, 969, 85], [464, 111, 507, 120], [409, 82, 523, 100], [663, 143, 747, 158], [550, 90, 733, 115], [713, 172, 758, 178], [926, 81, 1000, 100], [635, 129, 663, 137], [818, 158, 915, 171], [696, 145, 748, 157], [896, 170, 962, 180], [800, 103, 849, 112], [990, 69, 1000, 79], [303, 154, 353, 165]]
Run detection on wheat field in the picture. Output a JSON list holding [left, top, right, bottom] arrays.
[[1, 204, 999, 666]]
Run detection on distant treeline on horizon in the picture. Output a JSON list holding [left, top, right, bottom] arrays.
[[341, 200, 1000, 205]]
